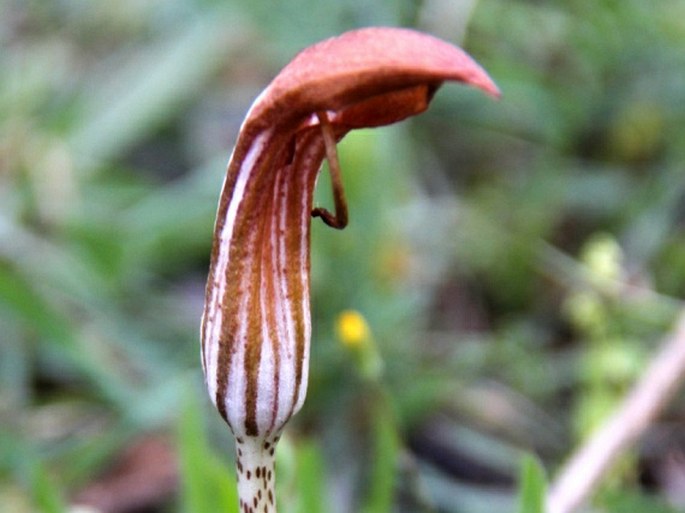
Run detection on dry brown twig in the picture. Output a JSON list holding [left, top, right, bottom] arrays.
[[547, 312, 685, 513]]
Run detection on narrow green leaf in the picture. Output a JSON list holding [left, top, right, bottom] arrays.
[[517, 454, 547, 513], [68, 9, 248, 169], [30, 463, 66, 513], [177, 386, 238, 513], [0, 262, 73, 349], [295, 441, 325, 513], [362, 403, 400, 513]]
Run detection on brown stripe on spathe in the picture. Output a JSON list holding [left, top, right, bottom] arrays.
[[264, 165, 291, 433], [213, 136, 270, 426], [242, 178, 272, 437], [214, 199, 256, 424], [240, 133, 292, 437], [288, 129, 324, 416], [210, 184, 239, 423], [200, 123, 251, 352]]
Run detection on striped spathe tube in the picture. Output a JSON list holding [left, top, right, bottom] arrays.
[[200, 27, 499, 513]]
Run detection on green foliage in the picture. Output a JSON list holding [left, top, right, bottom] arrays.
[[177, 388, 238, 513], [2, 1, 685, 512], [293, 441, 326, 513], [30, 463, 67, 513], [362, 401, 400, 513], [598, 489, 681, 513], [516, 455, 547, 513]]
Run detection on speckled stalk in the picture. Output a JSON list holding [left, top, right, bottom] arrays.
[[235, 435, 279, 513]]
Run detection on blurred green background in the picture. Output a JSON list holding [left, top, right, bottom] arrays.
[[2, 0, 685, 512]]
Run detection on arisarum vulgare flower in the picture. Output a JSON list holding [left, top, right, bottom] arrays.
[[201, 26, 498, 512]]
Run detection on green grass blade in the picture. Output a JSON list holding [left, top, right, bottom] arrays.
[[30, 463, 66, 513], [177, 386, 238, 513], [362, 404, 400, 513], [295, 441, 325, 513], [517, 454, 547, 513]]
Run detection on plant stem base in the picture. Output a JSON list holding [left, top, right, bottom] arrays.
[[236, 434, 279, 513]]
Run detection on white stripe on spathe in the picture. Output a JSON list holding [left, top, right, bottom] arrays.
[[202, 129, 271, 408]]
